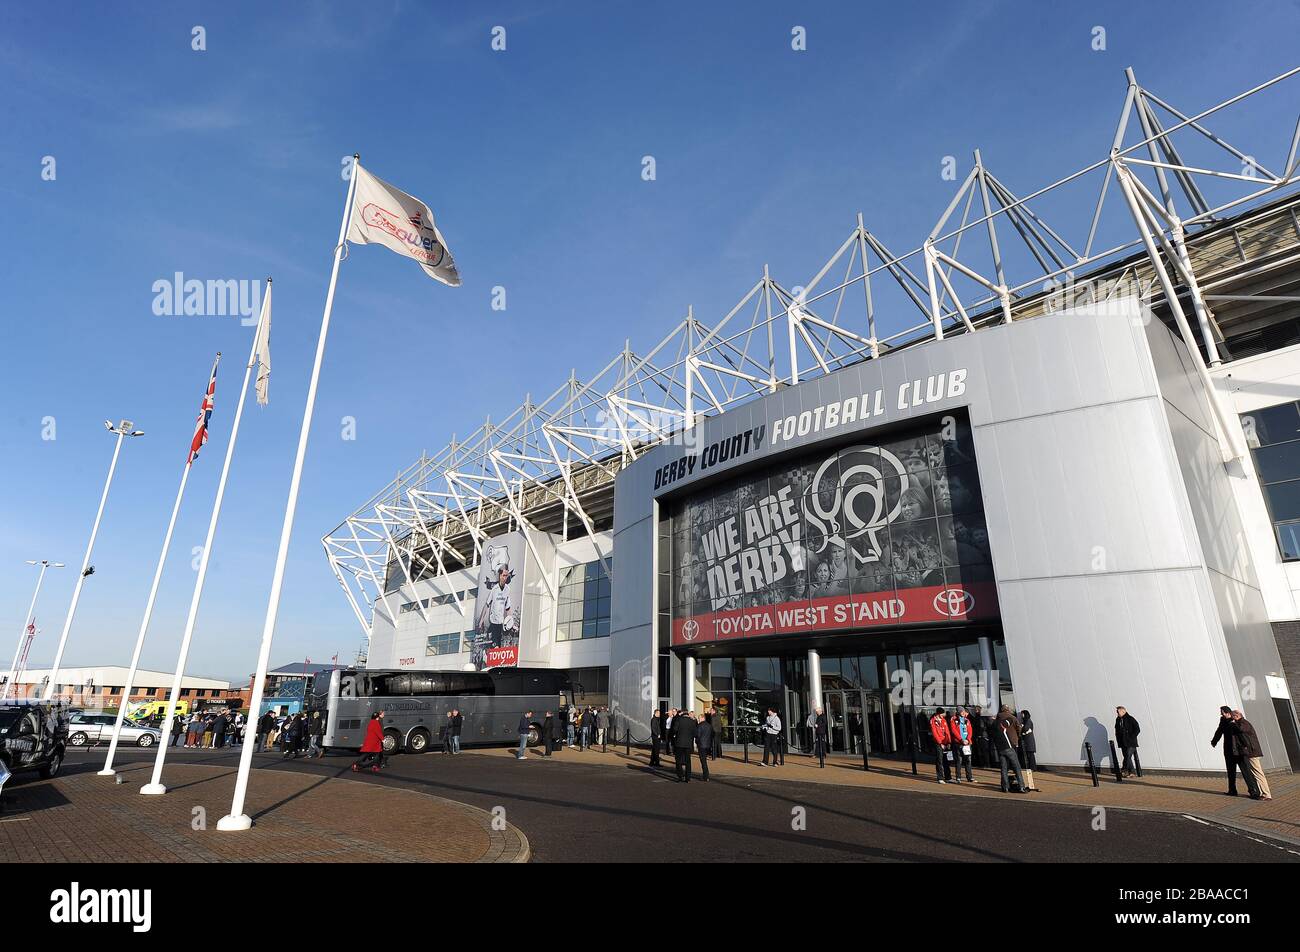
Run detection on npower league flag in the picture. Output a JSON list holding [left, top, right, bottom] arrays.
[[346, 164, 461, 287]]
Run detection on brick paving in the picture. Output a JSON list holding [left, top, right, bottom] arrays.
[[0, 761, 528, 863], [485, 743, 1300, 846]]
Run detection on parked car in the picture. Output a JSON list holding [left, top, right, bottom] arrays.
[[0, 700, 70, 780], [66, 711, 161, 748]]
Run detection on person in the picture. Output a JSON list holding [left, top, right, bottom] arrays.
[[929, 707, 952, 783], [541, 711, 555, 757], [760, 707, 783, 767], [597, 707, 610, 746], [948, 707, 975, 784], [1210, 705, 1241, 796], [516, 711, 532, 760], [565, 707, 576, 748], [450, 709, 463, 754], [185, 712, 201, 748], [1114, 706, 1140, 776], [970, 705, 989, 767], [306, 711, 324, 758], [694, 710, 713, 781], [548, 708, 565, 755], [1230, 710, 1272, 801], [705, 707, 722, 759], [213, 711, 229, 749], [281, 714, 303, 760], [170, 713, 186, 747], [202, 715, 215, 749], [812, 706, 829, 765], [649, 708, 663, 767], [352, 711, 386, 772], [440, 711, 455, 755], [256, 710, 275, 752], [672, 710, 698, 782], [993, 705, 1028, 793], [1018, 709, 1039, 790]]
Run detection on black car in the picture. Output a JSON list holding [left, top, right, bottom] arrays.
[[0, 701, 70, 781]]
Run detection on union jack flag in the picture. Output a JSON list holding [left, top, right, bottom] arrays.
[[188, 355, 221, 464]]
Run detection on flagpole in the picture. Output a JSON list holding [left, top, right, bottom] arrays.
[[44, 422, 137, 699], [218, 160, 359, 830], [140, 284, 270, 794], [99, 459, 193, 776]]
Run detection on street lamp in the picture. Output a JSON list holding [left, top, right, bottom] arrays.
[[43, 420, 143, 699], [3, 559, 64, 699]]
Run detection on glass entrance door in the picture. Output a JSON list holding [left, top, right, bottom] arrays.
[[843, 691, 865, 754], [865, 691, 891, 753], [825, 692, 846, 752]]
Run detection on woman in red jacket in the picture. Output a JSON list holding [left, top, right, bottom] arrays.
[[352, 711, 387, 772]]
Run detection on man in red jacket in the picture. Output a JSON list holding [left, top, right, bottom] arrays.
[[352, 710, 387, 772], [929, 707, 953, 784]]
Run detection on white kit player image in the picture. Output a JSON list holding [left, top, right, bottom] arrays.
[[472, 542, 522, 670]]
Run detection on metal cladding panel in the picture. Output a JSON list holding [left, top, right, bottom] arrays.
[[608, 301, 1281, 768]]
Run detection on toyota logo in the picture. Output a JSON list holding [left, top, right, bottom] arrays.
[[681, 619, 700, 642], [933, 588, 975, 617]]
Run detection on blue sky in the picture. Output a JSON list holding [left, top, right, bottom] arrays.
[[1, 1, 1297, 683]]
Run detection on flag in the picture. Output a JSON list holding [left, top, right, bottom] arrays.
[[254, 282, 272, 406], [346, 164, 461, 287], [188, 356, 221, 464]]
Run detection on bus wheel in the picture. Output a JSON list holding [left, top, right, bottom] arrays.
[[527, 725, 542, 747], [406, 730, 430, 754], [382, 730, 402, 754]]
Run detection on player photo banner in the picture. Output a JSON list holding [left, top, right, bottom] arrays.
[[668, 416, 997, 646], [471, 532, 526, 671]]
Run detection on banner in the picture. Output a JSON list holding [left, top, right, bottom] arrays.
[[669, 415, 996, 646], [471, 532, 526, 670]]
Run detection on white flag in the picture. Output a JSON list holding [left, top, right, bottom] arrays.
[[346, 164, 461, 287], [254, 282, 272, 406]]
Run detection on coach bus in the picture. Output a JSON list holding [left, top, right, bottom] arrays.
[[307, 667, 574, 754]]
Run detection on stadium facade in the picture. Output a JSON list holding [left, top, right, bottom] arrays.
[[325, 68, 1300, 772]]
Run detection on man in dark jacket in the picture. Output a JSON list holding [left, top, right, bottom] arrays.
[[170, 713, 186, 747], [649, 709, 662, 767], [1210, 705, 1240, 795], [694, 711, 713, 781], [993, 706, 1028, 793], [1114, 706, 1140, 776], [516, 711, 532, 760], [1230, 710, 1271, 800], [213, 712, 229, 749], [256, 710, 275, 752], [672, 711, 698, 783], [450, 709, 463, 754], [541, 712, 555, 757]]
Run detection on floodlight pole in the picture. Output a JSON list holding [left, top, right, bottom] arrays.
[[44, 420, 142, 699]]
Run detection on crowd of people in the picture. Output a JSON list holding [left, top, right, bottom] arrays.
[[165, 709, 246, 749], [517, 705, 613, 759]]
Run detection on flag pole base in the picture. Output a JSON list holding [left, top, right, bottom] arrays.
[[139, 783, 167, 796], [217, 813, 252, 831], [96, 768, 116, 777]]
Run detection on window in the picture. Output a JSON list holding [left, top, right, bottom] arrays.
[[425, 632, 463, 656], [400, 590, 474, 614], [180, 689, 190, 697], [195, 690, 206, 698], [1242, 403, 1300, 560], [145, 688, 157, 697], [555, 559, 612, 641]]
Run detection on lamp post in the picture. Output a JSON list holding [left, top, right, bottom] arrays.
[[3, 559, 64, 699], [44, 420, 143, 700]]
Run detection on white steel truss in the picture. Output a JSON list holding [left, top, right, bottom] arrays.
[[324, 65, 1300, 637]]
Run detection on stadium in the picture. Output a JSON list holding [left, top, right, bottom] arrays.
[[323, 67, 1300, 773]]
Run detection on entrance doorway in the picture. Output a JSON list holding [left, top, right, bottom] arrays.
[[821, 689, 891, 754]]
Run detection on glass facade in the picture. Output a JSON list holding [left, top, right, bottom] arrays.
[[693, 637, 1013, 755], [1242, 402, 1300, 559], [556, 559, 612, 641]]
